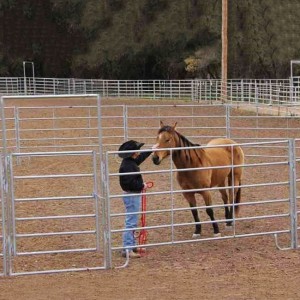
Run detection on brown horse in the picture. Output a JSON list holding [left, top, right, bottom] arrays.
[[152, 121, 244, 238]]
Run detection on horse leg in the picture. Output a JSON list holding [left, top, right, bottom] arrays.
[[183, 192, 201, 238], [218, 181, 232, 227], [200, 190, 220, 237], [228, 173, 241, 225]]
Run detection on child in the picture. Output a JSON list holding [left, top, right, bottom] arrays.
[[118, 140, 152, 258]]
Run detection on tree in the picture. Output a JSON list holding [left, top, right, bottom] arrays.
[[228, 0, 300, 78]]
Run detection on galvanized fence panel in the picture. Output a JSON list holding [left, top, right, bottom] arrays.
[[0, 95, 115, 154], [225, 80, 292, 105], [0, 78, 195, 99], [106, 139, 298, 267], [15, 104, 125, 152], [0, 78, 23, 95], [3, 77, 300, 104], [6, 150, 105, 276], [126, 104, 228, 146], [192, 79, 221, 102], [229, 105, 300, 143]]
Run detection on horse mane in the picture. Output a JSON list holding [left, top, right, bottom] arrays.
[[159, 125, 200, 147], [176, 131, 200, 148], [159, 125, 202, 164]]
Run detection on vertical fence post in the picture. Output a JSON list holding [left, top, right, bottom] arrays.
[[269, 80, 272, 105], [92, 151, 101, 252], [255, 81, 258, 105], [15, 107, 20, 154], [123, 105, 128, 141], [102, 152, 112, 269], [289, 77, 293, 103], [199, 81, 202, 102], [170, 149, 175, 242], [226, 104, 231, 138], [288, 138, 298, 249], [191, 80, 195, 102], [0, 96, 13, 276], [9, 154, 16, 256], [0, 156, 7, 275], [68, 79, 71, 94], [241, 79, 244, 102], [23, 62, 27, 95], [96, 94, 112, 268]]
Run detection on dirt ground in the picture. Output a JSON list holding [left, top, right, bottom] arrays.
[[1, 240, 300, 300], [0, 97, 300, 300]]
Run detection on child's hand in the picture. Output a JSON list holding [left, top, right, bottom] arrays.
[[152, 143, 159, 150], [143, 182, 154, 189]]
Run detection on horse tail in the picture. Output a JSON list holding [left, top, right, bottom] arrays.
[[234, 181, 242, 216]]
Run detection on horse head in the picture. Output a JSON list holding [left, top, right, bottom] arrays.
[[152, 121, 177, 165]]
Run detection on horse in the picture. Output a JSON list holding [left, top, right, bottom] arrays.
[[152, 121, 244, 238]]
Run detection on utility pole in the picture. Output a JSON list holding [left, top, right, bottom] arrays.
[[221, 0, 228, 103]]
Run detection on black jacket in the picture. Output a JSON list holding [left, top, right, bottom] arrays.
[[119, 151, 152, 192]]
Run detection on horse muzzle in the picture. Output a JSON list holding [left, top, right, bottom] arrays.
[[152, 155, 161, 165]]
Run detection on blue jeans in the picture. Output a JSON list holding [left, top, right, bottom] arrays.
[[122, 193, 141, 250]]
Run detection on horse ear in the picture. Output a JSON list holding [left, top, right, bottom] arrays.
[[160, 120, 164, 128], [173, 122, 178, 130]]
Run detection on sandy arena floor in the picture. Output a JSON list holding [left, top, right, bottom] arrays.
[[0, 97, 300, 300]]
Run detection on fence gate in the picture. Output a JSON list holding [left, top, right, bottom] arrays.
[[1, 151, 106, 275]]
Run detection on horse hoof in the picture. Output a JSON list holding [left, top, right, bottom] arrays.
[[214, 233, 222, 237], [225, 225, 233, 230], [192, 233, 201, 239]]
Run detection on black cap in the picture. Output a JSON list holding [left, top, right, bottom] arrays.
[[118, 140, 145, 158]]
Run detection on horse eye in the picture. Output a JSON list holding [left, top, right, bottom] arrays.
[[165, 139, 170, 143]]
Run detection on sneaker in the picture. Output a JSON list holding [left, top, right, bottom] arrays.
[[129, 251, 141, 258], [121, 250, 141, 258]]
